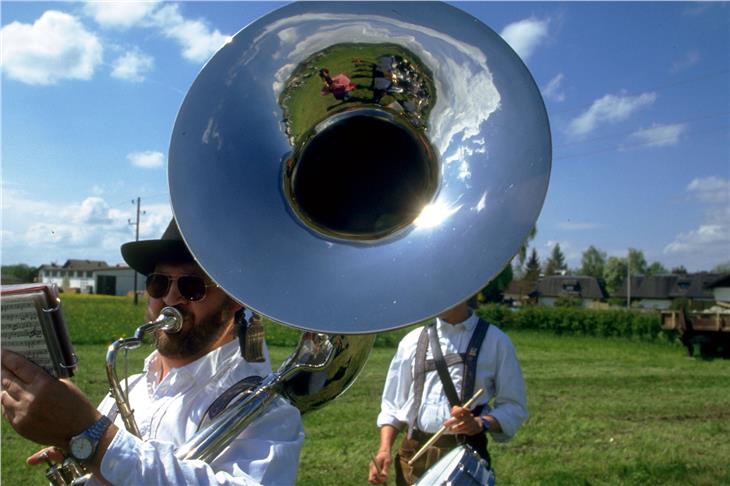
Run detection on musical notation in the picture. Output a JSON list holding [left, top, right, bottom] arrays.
[[1, 292, 56, 375]]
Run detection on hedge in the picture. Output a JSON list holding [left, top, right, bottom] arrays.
[[476, 304, 664, 341]]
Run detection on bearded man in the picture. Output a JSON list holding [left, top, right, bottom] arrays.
[[1, 219, 304, 485]]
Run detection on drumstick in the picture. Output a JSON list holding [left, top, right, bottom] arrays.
[[407, 388, 484, 466], [370, 453, 385, 478]]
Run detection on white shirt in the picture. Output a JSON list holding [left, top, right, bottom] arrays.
[[377, 313, 528, 442], [90, 339, 304, 485]]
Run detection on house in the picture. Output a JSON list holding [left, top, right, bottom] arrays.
[[94, 266, 138, 297], [37, 260, 136, 295], [613, 273, 720, 310], [503, 279, 537, 307], [534, 276, 607, 308], [707, 273, 730, 304]]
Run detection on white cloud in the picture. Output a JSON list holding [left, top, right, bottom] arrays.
[[500, 18, 549, 61], [670, 51, 700, 73], [542, 73, 565, 102], [78, 197, 113, 224], [111, 49, 154, 82], [663, 177, 730, 266], [0, 10, 103, 85], [149, 4, 229, 63], [629, 123, 687, 148], [83, 1, 159, 29], [664, 223, 729, 255], [1, 184, 172, 265], [127, 150, 165, 168], [687, 176, 730, 205], [568, 91, 657, 136]]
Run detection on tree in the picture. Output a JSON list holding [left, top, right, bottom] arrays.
[[713, 261, 730, 273], [627, 248, 647, 275], [524, 248, 541, 282], [1, 264, 38, 283], [478, 263, 514, 303], [604, 256, 628, 295], [580, 245, 606, 278], [671, 265, 688, 275], [514, 225, 537, 276], [544, 243, 567, 276], [646, 261, 668, 275]]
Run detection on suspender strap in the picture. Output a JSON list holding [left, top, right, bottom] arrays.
[[428, 322, 461, 407], [411, 318, 492, 432], [462, 318, 490, 402], [412, 325, 430, 424], [424, 353, 465, 371]]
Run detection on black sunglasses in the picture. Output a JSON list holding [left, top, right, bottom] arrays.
[[146, 273, 215, 302]]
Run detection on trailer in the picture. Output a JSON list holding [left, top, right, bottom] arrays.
[[662, 306, 730, 357]]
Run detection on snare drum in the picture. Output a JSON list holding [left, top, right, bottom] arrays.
[[415, 445, 495, 486]]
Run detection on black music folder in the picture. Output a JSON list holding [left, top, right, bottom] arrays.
[[1, 283, 77, 377]]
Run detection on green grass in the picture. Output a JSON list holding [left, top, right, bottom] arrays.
[[279, 42, 435, 144], [3, 331, 729, 485]]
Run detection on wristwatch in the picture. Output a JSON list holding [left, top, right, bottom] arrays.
[[480, 416, 492, 433], [69, 415, 112, 462]]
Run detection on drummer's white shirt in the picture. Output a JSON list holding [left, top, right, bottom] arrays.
[[377, 313, 528, 442], [88, 339, 304, 485]]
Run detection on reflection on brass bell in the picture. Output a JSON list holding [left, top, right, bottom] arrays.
[[239, 312, 266, 363]]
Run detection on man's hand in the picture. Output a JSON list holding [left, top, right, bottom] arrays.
[[26, 446, 65, 466], [443, 405, 484, 436], [1, 349, 99, 448], [368, 449, 391, 484]]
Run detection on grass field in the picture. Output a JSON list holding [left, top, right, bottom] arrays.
[[2, 295, 729, 484], [3, 320, 729, 485]]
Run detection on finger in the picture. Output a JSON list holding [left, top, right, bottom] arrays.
[[1, 388, 21, 410], [1, 350, 41, 384], [443, 417, 457, 428], [1, 372, 25, 401], [27, 447, 65, 465]]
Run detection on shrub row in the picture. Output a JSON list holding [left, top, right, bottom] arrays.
[[476, 304, 665, 341]]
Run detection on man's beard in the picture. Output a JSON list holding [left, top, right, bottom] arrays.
[[154, 307, 232, 360]]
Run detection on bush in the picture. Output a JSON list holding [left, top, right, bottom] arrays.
[[476, 304, 663, 341]]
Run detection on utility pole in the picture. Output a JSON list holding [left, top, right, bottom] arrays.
[[128, 197, 144, 305], [626, 254, 631, 310]]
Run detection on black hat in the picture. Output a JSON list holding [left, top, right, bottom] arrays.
[[121, 219, 194, 275]]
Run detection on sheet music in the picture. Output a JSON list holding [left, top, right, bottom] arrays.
[[1, 293, 58, 376]]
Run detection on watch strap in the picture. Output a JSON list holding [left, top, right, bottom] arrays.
[[480, 415, 491, 433], [85, 415, 112, 442]]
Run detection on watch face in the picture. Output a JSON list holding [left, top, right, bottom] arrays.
[[70, 436, 94, 460]]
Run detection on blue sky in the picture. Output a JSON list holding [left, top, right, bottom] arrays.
[[2, 1, 729, 273]]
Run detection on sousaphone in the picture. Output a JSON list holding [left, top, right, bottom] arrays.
[[170, 1, 551, 335]]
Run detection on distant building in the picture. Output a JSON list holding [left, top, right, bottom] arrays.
[[613, 273, 719, 310], [534, 276, 608, 308], [707, 273, 730, 304], [94, 266, 137, 297], [503, 279, 537, 307], [37, 259, 136, 296]]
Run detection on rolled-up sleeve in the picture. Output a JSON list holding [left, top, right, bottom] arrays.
[[486, 336, 528, 442], [376, 338, 416, 431]]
